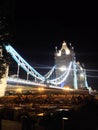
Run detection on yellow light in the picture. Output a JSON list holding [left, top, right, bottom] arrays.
[[38, 87, 44, 91], [16, 88, 22, 93], [37, 113, 44, 116], [63, 86, 73, 91]]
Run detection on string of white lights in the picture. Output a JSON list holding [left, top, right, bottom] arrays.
[[47, 62, 72, 85], [44, 65, 56, 79], [4, 44, 45, 81]]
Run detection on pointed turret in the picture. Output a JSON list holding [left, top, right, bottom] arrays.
[[61, 41, 70, 55]]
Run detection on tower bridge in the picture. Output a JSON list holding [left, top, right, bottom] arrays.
[[0, 41, 90, 96]]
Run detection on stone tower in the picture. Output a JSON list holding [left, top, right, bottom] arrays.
[[54, 41, 89, 89], [54, 41, 74, 87]]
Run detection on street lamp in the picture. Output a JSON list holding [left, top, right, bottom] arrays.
[[62, 117, 68, 130]]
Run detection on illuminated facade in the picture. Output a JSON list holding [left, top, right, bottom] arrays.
[[3, 43, 89, 90], [54, 41, 88, 89]]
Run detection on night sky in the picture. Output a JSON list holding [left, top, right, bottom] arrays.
[[1, 0, 98, 90]]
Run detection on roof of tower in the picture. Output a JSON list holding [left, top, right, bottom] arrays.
[[61, 41, 70, 55]]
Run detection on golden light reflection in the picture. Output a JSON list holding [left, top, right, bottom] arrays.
[[37, 113, 44, 116], [63, 86, 73, 91], [16, 88, 22, 93], [38, 87, 44, 91]]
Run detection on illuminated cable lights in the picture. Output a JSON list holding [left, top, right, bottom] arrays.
[[47, 62, 72, 85], [4, 43, 89, 90], [4, 44, 45, 81]]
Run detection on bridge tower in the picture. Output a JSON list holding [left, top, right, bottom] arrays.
[[54, 41, 74, 88], [54, 41, 88, 89]]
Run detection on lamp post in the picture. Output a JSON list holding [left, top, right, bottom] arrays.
[[62, 117, 68, 130]]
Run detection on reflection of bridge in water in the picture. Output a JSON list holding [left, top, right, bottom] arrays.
[[3, 42, 90, 92]]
